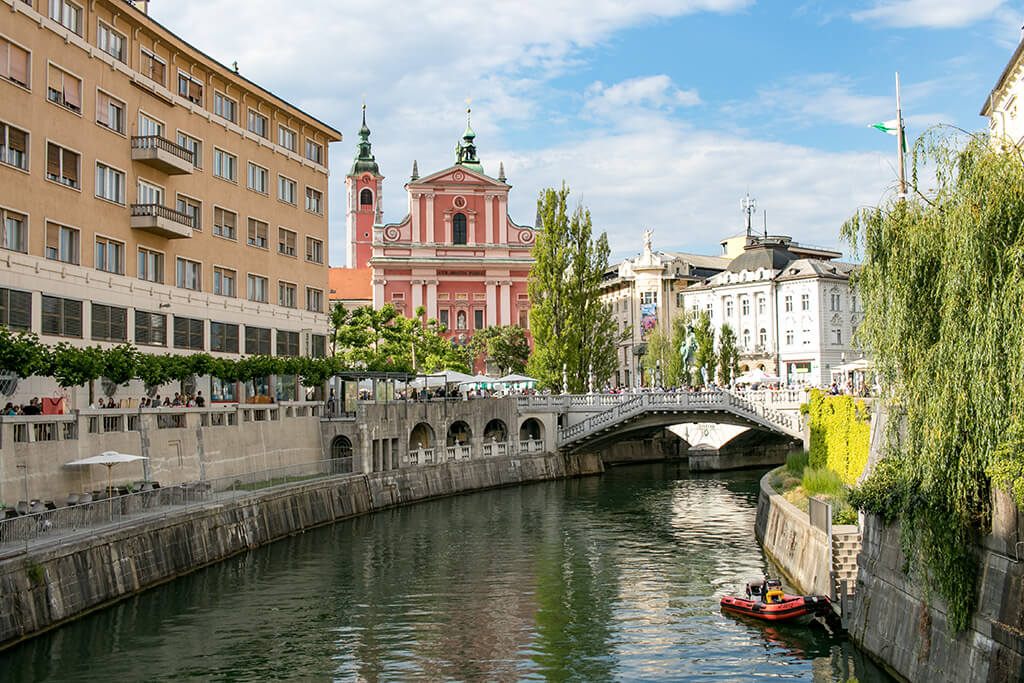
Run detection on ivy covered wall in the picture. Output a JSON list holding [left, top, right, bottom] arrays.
[[805, 389, 871, 485]]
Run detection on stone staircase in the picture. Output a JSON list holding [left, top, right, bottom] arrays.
[[832, 530, 862, 624]]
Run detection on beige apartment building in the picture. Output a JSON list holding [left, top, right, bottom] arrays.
[[0, 0, 341, 394]]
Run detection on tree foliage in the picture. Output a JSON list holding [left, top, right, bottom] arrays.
[[841, 129, 1024, 631], [469, 325, 530, 375], [527, 184, 621, 391], [716, 323, 740, 386], [692, 312, 716, 387]]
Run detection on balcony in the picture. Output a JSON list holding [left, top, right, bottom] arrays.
[[130, 203, 194, 239], [130, 135, 194, 175]]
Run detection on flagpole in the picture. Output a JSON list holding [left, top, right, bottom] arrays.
[[895, 71, 906, 200]]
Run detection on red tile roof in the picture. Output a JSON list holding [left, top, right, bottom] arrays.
[[328, 267, 373, 301]]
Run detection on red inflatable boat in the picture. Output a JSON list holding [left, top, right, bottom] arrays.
[[720, 578, 831, 623]]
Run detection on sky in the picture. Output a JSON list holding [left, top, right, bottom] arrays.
[[151, 0, 1022, 265]]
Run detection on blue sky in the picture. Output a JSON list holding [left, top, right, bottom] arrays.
[[155, 0, 1021, 264]]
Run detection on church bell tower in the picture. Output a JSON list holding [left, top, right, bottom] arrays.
[[345, 105, 383, 268]]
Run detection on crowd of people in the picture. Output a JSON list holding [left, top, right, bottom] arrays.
[[92, 391, 207, 409], [3, 397, 46, 415]]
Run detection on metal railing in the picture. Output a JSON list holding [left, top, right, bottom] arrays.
[[0, 458, 353, 553], [131, 134, 195, 165], [130, 202, 196, 228]]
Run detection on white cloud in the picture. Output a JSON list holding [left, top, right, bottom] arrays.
[[585, 75, 702, 116], [851, 0, 1006, 29]]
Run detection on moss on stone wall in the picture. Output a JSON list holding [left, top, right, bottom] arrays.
[[806, 389, 870, 486]]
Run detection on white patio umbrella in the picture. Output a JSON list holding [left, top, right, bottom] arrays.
[[735, 369, 782, 385], [66, 451, 148, 517]]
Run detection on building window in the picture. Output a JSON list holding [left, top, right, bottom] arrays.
[[176, 194, 201, 230], [277, 227, 297, 257], [278, 175, 297, 205], [95, 162, 126, 204], [213, 265, 236, 297], [1, 38, 31, 88], [801, 293, 810, 311], [136, 178, 162, 206], [758, 297, 766, 315], [42, 222, 78, 264], [0, 287, 32, 330], [278, 125, 297, 152], [1, 208, 27, 253], [247, 109, 268, 138], [213, 148, 237, 181], [519, 309, 529, 330], [0, 122, 29, 170], [175, 72, 202, 105], [173, 316, 204, 350], [247, 218, 268, 248], [802, 329, 811, 345], [305, 138, 323, 164], [137, 246, 163, 283], [48, 0, 83, 35], [176, 257, 201, 291], [139, 48, 165, 85], [276, 329, 299, 356], [360, 188, 373, 207], [135, 310, 166, 347], [247, 162, 268, 194], [453, 212, 467, 244], [245, 326, 271, 355], [46, 142, 80, 188], [91, 303, 127, 342], [784, 295, 793, 313], [247, 274, 268, 303], [741, 298, 750, 316], [305, 236, 323, 264], [278, 281, 297, 308], [213, 206, 237, 239], [830, 293, 841, 311], [306, 287, 323, 313], [97, 22, 125, 62], [439, 309, 449, 328], [95, 236, 124, 274], [742, 328, 751, 348], [305, 187, 323, 214], [833, 328, 843, 345], [785, 330, 794, 345], [213, 91, 237, 123], [95, 91, 125, 134], [473, 309, 484, 330], [47, 64, 81, 113], [851, 294, 858, 313], [138, 112, 163, 137], [759, 328, 767, 347], [725, 299, 734, 318], [641, 291, 657, 305], [41, 295, 82, 337], [176, 131, 201, 168], [310, 334, 326, 358], [210, 321, 239, 353]]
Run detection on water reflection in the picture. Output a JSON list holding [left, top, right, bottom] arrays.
[[3, 463, 891, 682]]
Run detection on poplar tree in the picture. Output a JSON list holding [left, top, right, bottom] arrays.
[[692, 311, 716, 387], [716, 323, 740, 386], [527, 184, 619, 392]]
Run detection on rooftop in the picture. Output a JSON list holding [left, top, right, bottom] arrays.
[[328, 268, 373, 301]]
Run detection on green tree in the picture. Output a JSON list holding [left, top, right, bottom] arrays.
[[527, 184, 620, 392], [692, 311, 716, 387], [50, 343, 104, 388], [0, 329, 50, 379], [716, 324, 740, 386], [470, 325, 530, 375]]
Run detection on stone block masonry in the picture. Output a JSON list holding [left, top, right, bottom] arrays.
[[0, 452, 603, 650]]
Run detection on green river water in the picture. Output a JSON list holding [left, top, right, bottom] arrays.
[[2, 463, 892, 681]]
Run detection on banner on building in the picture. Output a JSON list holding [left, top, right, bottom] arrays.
[[640, 303, 657, 340]]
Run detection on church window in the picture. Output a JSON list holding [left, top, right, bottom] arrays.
[[360, 188, 373, 207], [453, 212, 467, 245]]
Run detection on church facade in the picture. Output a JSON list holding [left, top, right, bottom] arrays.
[[345, 110, 535, 348]]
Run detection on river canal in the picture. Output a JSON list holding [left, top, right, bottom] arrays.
[[4, 463, 891, 681]]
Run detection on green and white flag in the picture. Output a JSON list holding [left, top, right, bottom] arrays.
[[870, 119, 899, 135]]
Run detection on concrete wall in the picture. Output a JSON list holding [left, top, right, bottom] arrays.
[[754, 470, 831, 596], [848, 499, 1024, 683], [0, 451, 604, 650]]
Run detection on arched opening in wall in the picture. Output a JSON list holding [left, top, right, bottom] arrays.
[[519, 418, 544, 442], [330, 435, 354, 474], [409, 422, 435, 451], [741, 364, 750, 372], [758, 363, 766, 371], [483, 418, 507, 443], [447, 420, 472, 446], [453, 212, 467, 245], [359, 188, 373, 207]]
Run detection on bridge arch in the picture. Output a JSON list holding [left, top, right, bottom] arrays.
[[330, 435, 354, 474], [483, 418, 508, 442], [447, 420, 472, 446], [519, 417, 544, 442], [409, 422, 435, 450]]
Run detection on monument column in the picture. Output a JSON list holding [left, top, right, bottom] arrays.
[[485, 281, 498, 326]]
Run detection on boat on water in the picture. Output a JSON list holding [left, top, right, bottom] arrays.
[[720, 578, 831, 624]]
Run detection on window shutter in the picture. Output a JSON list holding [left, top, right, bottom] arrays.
[[152, 59, 164, 85], [47, 64, 60, 92], [96, 91, 109, 125], [46, 143, 60, 177], [135, 311, 149, 345], [189, 318, 203, 349], [9, 45, 28, 85], [111, 305, 127, 341], [91, 303, 109, 340], [62, 148, 78, 184], [0, 41, 8, 80], [188, 79, 201, 101], [173, 317, 189, 348], [64, 76, 80, 108], [8, 127, 27, 153], [8, 290, 31, 330], [63, 299, 82, 337]]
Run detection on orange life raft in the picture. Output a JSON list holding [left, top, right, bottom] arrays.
[[720, 579, 831, 623]]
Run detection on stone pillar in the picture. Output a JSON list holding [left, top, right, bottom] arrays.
[[443, 213, 452, 244], [426, 280, 438, 320], [467, 212, 477, 246], [372, 278, 385, 308], [485, 195, 494, 244], [498, 196, 508, 243], [426, 194, 435, 243], [411, 192, 421, 242], [500, 282, 512, 326], [486, 281, 497, 327], [411, 280, 423, 315]]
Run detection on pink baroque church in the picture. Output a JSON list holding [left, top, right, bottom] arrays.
[[344, 108, 536, 349]]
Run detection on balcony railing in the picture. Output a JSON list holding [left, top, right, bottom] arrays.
[[131, 135, 194, 165], [130, 135, 195, 175], [131, 203, 195, 232]]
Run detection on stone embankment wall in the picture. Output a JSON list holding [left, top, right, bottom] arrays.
[[848, 496, 1024, 683], [754, 471, 832, 596], [0, 452, 603, 650]]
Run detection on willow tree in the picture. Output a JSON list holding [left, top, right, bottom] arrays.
[[844, 129, 1024, 631], [528, 184, 619, 392]]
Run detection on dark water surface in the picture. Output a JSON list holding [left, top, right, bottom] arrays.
[[3, 463, 891, 681]]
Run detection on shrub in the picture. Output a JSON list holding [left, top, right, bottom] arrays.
[[802, 466, 847, 500], [785, 450, 809, 475]]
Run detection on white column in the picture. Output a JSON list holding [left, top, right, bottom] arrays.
[[500, 282, 511, 326], [467, 213, 477, 246], [485, 281, 497, 326], [485, 195, 494, 244], [425, 194, 435, 243], [498, 197, 508, 243], [411, 192, 421, 242], [411, 280, 423, 315], [426, 280, 438, 320], [372, 279, 385, 308]]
